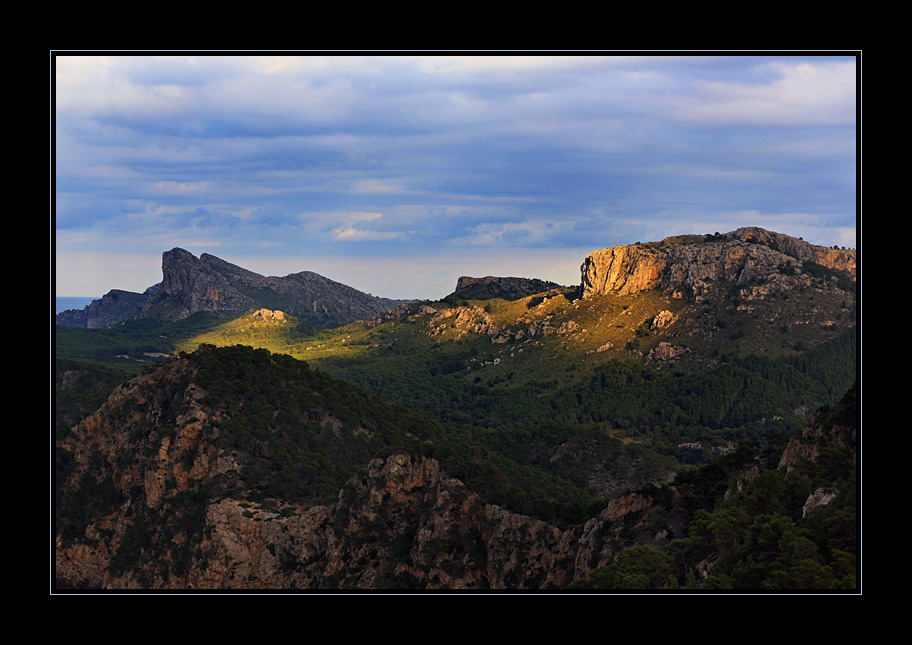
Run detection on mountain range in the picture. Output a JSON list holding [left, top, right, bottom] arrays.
[[55, 247, 409, 329], [54, 226, 859, 591]]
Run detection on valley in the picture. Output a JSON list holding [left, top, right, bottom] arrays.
[[54, 227, 859, 591]]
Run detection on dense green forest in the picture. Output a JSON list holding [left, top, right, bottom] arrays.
[[192, 344, 612, 523], [315, 326, 855, 482], [569, 385, 857, 590]]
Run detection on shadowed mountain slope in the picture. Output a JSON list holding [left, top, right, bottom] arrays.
[[56, 248, 404, 329]]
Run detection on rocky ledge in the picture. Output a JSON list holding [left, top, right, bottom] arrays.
[[451, 276, 564, 301]]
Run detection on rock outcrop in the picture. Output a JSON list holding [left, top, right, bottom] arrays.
[[425, 305, 495, 339], [54, 287, 159, 329], [450, 276, 564, 301], [580, 227, 856, 300], [145, 248, 261, 318], [779, 383, 857, 472], [56, 248, 403, 329], [646, 342, 690, 363]]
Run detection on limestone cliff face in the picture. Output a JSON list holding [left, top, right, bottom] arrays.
[[729, 227, 856, 276], [580, 227, 856, 300], [580, 244, 668, 297]]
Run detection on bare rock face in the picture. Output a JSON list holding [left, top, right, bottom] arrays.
[[184, 452, 587, 590], [580, 228, 856, 300], [729, 227, 856, 276], [54, 432, 617, 590], [646, 342, 689, 363], [580, 244, 666, 297], [146, 248, 259, 320], [802, 487, 840, 518]]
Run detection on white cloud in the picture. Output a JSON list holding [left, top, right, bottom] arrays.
[[674, 59, 856, 127], [333, 228, 407, 242], [406, 55, 634, 78], [55, 55, 194, 118], [151, 180, 207, 195], [298, 210, 383, 232], [351, 179, 404, 194], [54, 53, 858, 299], [256, 55, 384, 77]]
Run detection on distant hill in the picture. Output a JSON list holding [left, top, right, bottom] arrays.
[[449, 276, 565, 301], [55, 248, 405, 329]]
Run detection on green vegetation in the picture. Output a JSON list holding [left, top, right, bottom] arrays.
[[55, 311, 229, 369], [570, 385, 857, 590], [56, 279, 856, 508], [192, 344, 608, 522], [55, 358, 135, 439], [189, 344, 435, 504], [55, 264, 857, 590]]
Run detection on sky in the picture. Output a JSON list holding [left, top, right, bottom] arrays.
[[53, 53, 859, 300]]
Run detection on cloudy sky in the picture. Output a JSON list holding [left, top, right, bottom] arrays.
[[54, 53, 858, 300]]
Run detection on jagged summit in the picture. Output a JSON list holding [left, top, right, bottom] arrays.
[[56, 248, 403, 329], [580, 227, 856, 300]]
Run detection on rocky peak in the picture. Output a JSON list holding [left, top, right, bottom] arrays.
[[452, 275, 563, 301], [580, 227, 856, 300], [147, 248, 259, 318]]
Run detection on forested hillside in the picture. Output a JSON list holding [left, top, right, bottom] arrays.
[[571, 384, 858, 590], [55, 343, 857, 590]]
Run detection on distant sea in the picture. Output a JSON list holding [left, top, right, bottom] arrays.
[[55, 297, 99, 315]]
